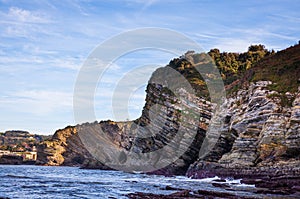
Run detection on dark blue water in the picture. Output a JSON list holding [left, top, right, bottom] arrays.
[[0, 165, 289, 198]]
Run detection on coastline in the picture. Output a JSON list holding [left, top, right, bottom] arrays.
[[2, 163, 299, 198], [1, 165, 299, 199]]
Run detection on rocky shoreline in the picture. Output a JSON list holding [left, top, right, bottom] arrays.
[[0, 155, 36, 165], [127, 189, 258, 199], [127, 177, 300, 198], [127, 169, 300, 198], [34, 46, 300, 198], [187, 162, 300, 196]]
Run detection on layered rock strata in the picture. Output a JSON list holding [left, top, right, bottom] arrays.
[[187, 81, 300, 193], [37, 50, 300, 195]]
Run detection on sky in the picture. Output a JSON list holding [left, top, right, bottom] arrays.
[[0, 0, 299, 134]]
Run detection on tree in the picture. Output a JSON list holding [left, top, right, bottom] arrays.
[[248, 44, 266, 52]]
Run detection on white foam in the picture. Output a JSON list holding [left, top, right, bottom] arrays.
[[197, 176, 221, 182], [225, 178, 255, 187]]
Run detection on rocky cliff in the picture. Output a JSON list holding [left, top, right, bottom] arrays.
[[37, 44, 300, 191], [37, 125, 110, 169], [185, 44, 300, 194], [37, 52, 215, 175]]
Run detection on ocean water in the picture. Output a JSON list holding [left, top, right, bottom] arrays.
[[0, 165, 289, 199]]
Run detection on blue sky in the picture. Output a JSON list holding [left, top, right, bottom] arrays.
[[0, 0, 299, 134]]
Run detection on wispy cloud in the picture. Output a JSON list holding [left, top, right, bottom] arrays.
[[233, 28, 298, 41], [0, 90, 73, 116], [48, 56, 84, 70], [0, 54, 83, 71], [0, 6, 53, 39], [6, 7, 51, 23], [0, 0, 299, 133], [214, 38, 253, 52], [270, 13, 300, 23]]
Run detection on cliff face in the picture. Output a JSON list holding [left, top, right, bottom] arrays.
[[187, 81, 300, 171], [37, 55, 214, 174], [37, 44, 300, 181], [37, 126, 85, 166], [37, 86, 209, 174], [186, 81, 300, 193]]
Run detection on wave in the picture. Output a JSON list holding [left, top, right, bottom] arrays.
[[21, 185, 47, 189], [225, 178, 255, 187], [4, 174, 34, 179]]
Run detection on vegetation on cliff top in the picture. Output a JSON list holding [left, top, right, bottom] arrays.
[[164, 43, 299, 99], [250, 43, 300, 93]]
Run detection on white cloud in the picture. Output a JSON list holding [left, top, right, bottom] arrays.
[[192, 33, 220, 40], [22, 44, 58, 55], [68, 1, 90, 16], [7, 7, 51, 24], [140, 0, 158, 12], [0, 90, 73, 116], [270, 14, 300, 23], [234, 28, 297, 41], [0, 55, 44, 64], [193, 26, 299, 52], [50, 56, 84, 70], [0, 53, 83, 71], [125, 0, 158, 6], [214, 38, 252, 52], [0, 6, 53, 39], [5, 25, 29, 38]]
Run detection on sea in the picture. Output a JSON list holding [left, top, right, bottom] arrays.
[[0, 165, 293, 199]]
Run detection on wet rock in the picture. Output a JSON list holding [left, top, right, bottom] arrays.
[[213, 179, 226, 182], [127, 189, 257, 199], [212, 183, 230, 188], [164, 186, 183, 191]]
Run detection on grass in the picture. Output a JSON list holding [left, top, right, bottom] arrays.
[[250, 44, 300, 94]]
